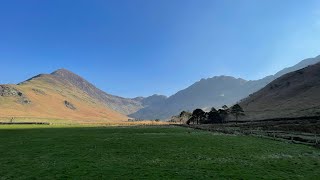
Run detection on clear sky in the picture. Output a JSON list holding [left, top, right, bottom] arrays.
[[0, 0, 319, 98]]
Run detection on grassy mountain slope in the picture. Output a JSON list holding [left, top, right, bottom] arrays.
[[240, 62, 320, 120], [50, 69, 143, 115], [0, 72, 128, 123]]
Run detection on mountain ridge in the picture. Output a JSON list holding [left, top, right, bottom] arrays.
[[23, 69, 144, 115], [239, 61, 320, 120], [1, 55, 320, 121], [0, 71, 129, 123], [130, 55, 320, 119]]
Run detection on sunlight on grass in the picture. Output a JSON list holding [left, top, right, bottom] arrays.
[[0, 125, 319, 179]]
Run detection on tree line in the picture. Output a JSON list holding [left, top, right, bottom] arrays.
[[171, 104, 245, 125]]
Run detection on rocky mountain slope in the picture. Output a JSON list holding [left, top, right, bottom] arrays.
[[131, 55, 320, 120], [0, 70, 131, 123], [49, 69, 143, 115], [240, 62, 320, 120]]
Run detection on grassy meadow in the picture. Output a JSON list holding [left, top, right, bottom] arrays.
[[0, 125, 319, 179]]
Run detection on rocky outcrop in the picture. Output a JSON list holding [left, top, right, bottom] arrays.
[[0, 85, 21, 97], [0, 85, 31, 104], [64, 100, 76, 110]]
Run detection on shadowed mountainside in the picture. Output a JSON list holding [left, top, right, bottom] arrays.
[[240, 62, 320, 120], [130, 55, 320, 120], [133, 94, 167, 107], [131, 76, 249, 119]]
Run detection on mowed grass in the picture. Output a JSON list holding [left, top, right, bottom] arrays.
[[0, 125, 319, 179]]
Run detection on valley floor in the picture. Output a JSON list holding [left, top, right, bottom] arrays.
[[0, 125, 319, 179]]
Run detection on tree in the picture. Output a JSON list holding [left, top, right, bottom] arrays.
[[207, 107, 222, 124], [179, 111, 188, 117], [217, 105, 230, 123], [186, 116, 195, 125], [175, 111, 192, 124], [231, 104, 245, 124], [192, 109, 206, 124], [210, 107, 218, 113], [199, 112, 209, 124], [222, 105, 229, 110], [218, 109, 228, 123], [180, 111, 192, 123]]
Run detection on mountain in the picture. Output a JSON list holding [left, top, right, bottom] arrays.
[[130, 76, 249, 119], [2, 55, 319, 122], [131, 55, 320, 120], [49, 69, 143, 115], [0, 69, 136, 123], [134, 94, 167, 107], [240, 62, 320, 120], [245, 55, 320, 94]]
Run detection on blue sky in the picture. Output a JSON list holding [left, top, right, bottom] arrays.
[[0, 0, 319, 98]]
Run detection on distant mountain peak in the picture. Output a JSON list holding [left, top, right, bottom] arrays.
[[200, 75, 247, 82], [51, 68, 79, 77], [51, 68, 89, 86], [149, 94, 167, 98]]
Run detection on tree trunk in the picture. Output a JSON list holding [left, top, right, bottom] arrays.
[[236, 115, 238, 124]]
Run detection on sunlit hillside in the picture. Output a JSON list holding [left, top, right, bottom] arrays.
[[0, 73, 128, 124]]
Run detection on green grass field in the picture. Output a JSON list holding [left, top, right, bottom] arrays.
[[0, 125, 319, 179]]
